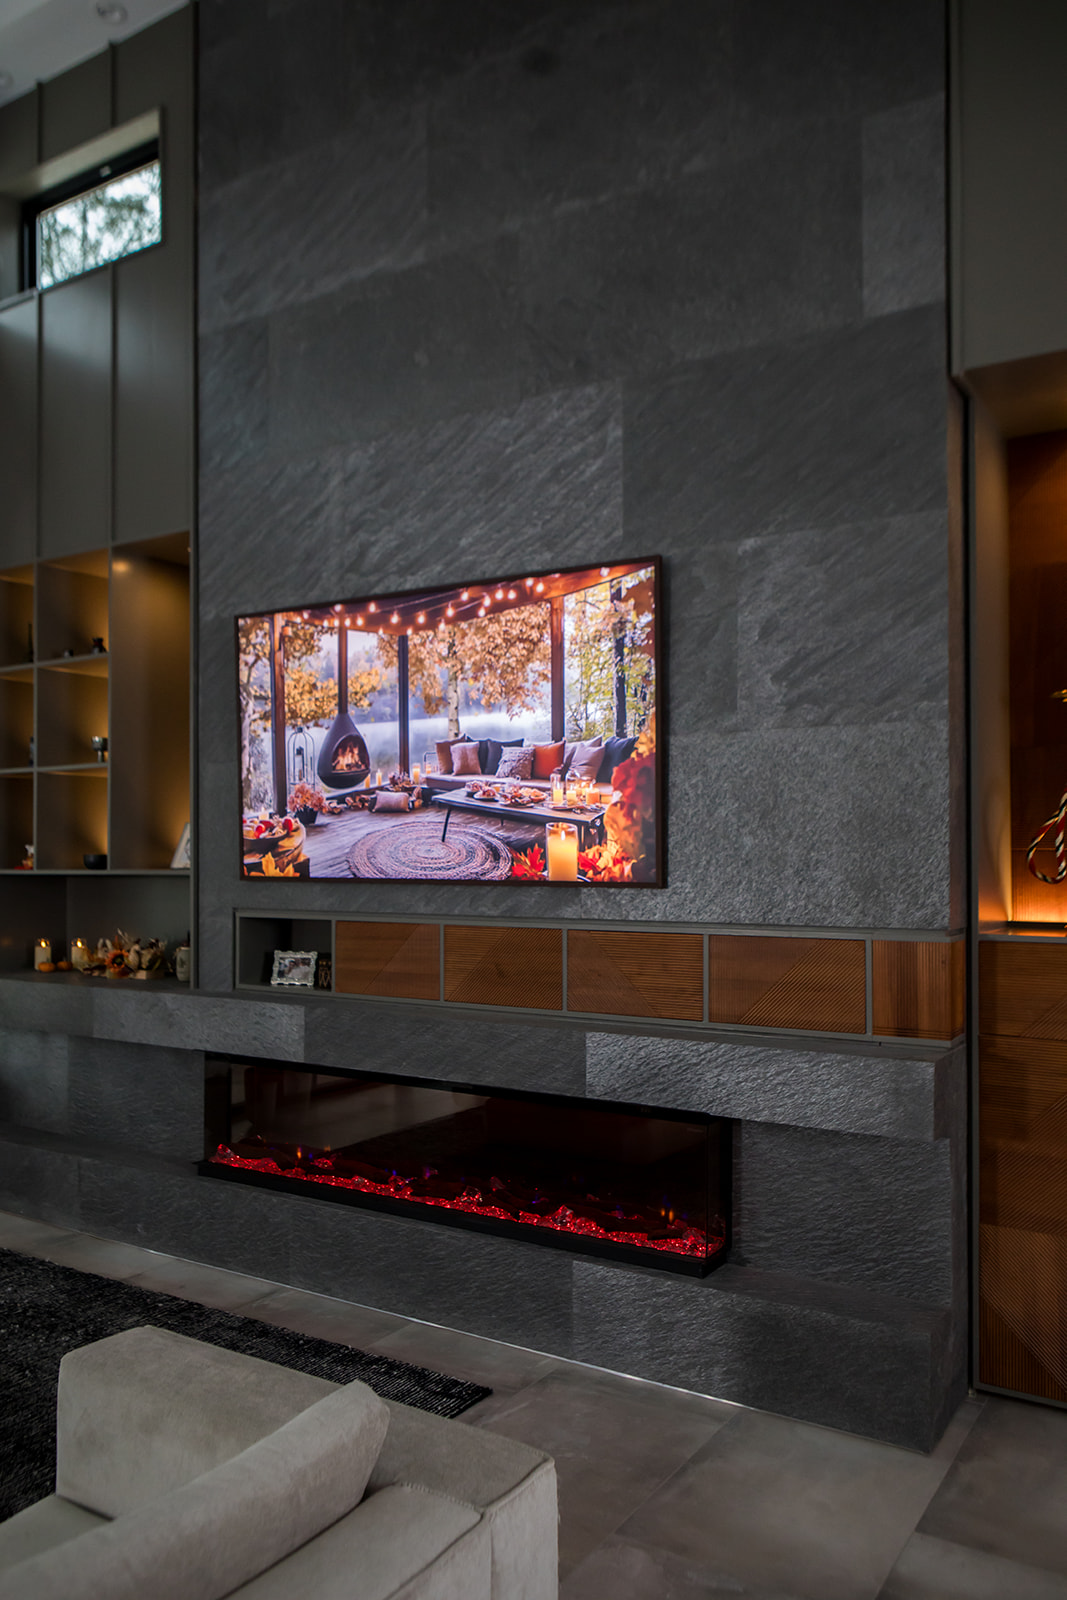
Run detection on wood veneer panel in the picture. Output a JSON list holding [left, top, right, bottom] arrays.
[[335, 922, 439, 1001], [979, 940, 1067, 1040], [708, 935, 865, 1033], [443, 925, 561, 1010], [979, 1032, 1067, 1398], [871, 940, 965, 1040], [567, 930, 703, 1021]]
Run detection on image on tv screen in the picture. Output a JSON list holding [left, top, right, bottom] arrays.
[[238, 559, 660, 885]]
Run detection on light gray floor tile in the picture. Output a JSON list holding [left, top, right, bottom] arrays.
[[240, 1286, 413, 1349], [468, 1367, 735, 1576], [369, 1319, 564, 1393], [561, 1534, 805, 1599], [0, 1214, 74, 1252], [918, 1397, 1067, 1576], [878, 1532, 1067, 1600], [618, 1407, 953, 1600], [125, 1255, 286, 1313], [20, 1231, 161, 1281]]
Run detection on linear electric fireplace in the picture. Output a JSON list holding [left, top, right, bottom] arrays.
[[202, 1057, 730, 1277]]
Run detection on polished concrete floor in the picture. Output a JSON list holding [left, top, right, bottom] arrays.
[[2, 1209, 1066, 1599]]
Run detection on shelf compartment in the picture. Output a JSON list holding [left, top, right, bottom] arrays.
[[0, 774, 33, 870], [65, 872, 191, 953], [236, 914, 334, 990], [108, 544, 190, 869], [36, 553, 109, 663], [0, 675, 33, 771], [0, 566, 34, 669], [36, 771, 108, 871], [36, 666, 109, 769]]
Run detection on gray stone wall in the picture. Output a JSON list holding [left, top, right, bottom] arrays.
[[196, 0, 954, 974]]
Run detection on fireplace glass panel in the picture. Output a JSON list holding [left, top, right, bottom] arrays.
[[204, 1059, 729, 1276]]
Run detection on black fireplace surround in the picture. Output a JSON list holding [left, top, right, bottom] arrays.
[[202, 1056, 731, 1277]]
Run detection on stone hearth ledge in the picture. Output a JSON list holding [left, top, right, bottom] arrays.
[[0, 1132, 961, 1451]]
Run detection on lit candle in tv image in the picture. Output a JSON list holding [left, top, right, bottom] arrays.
[[546, 822, 579, 881], [235, 560, 660, 885], [34, 939, 51, 970]]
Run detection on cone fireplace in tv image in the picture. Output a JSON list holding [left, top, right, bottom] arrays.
[[202, 1058, 730, 1277], [238, 559, 661, 883]]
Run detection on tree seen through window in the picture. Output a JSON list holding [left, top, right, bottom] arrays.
[[37, 160, 162, 290]]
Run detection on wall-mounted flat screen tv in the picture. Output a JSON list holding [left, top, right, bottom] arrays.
[[237, 558, 661, 885]]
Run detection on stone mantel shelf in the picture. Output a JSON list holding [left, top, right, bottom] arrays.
[[0, 972, 959, 1145]]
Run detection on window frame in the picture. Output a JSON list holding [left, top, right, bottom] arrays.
[[22, 137, 162, 292]]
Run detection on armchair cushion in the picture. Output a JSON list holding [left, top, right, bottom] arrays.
[[228, 1485, 489, 1600], [0, 1496, 106, 1573]]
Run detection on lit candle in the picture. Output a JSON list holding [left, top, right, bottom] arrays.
[[412, 763, 421, 782], [34, 939, 51, 969], [551, 773, 565, 805], [70, 939, 89, 971], [375, 769, 383, 788], [545, 822, 579, 881]]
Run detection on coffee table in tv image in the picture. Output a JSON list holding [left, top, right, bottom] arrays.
[[430, 791, 606, 849]]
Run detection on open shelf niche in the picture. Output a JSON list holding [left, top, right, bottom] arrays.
[[969, 363, 1067, 1410], [0, 533, 191, 972]]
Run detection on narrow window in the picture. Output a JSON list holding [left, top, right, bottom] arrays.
[[26, 142, 161, 291]]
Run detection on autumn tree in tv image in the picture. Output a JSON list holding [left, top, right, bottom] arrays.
[[237, 561, 661, 885]]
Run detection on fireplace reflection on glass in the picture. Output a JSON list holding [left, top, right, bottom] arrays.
[[203, 1058, 730, 1276]]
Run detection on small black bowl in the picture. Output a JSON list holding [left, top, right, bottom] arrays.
[[83, 853, 108, 871]]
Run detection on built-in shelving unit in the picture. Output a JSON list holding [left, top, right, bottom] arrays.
[[0, 533, 190, 876]]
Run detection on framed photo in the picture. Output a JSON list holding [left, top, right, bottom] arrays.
[[270, 949, 317, 987]]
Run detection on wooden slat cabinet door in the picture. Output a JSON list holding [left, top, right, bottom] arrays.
[[979, 940, 1067, 1400]]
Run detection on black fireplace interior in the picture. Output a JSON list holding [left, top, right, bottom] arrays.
[[202, 1057, 730, 1276]]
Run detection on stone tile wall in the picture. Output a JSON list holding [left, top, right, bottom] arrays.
[[196, 0, 956, 958]]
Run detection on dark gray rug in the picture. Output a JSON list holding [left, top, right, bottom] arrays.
[[0, 1246, 490, 1520]]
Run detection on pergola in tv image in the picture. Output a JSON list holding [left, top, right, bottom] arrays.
[[250, 559, 658, 811]]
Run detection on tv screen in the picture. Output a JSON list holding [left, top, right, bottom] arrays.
[[237, 558, 661, 885]]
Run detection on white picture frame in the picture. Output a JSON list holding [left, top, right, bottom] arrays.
[[270, 949, 318, 987], [170, 822, 191, 869]]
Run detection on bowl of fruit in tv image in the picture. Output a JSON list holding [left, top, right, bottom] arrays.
[[242, 814, 308, 878]]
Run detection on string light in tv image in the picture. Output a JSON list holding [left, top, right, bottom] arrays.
[[236, 559, 662, 885]]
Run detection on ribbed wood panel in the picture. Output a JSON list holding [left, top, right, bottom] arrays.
[[979, 939, 1067, 1040], [871, 939, 965, 1039], [979, 1293, 1067, 1403], [443, 925, 562, 1010], [335, 921, 439, 1001], [707, 935, 865, 1033], [567, 930, 703, 1021], [979, 1031, 1067, 1398]]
